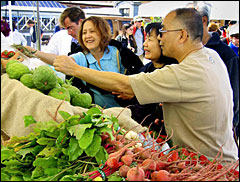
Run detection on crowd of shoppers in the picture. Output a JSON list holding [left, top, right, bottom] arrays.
[[2, 5, 239, 162], [51, 8, 238, 162]]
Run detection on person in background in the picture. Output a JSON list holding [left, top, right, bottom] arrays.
[[1, 17, 11, 37], [133, 16, 146, 62], [128, 22, 178, 133], [54, 24, 61, 34], [115, 23, 137, 53], [26, 19, 43, 49], [52, 8, 238, 162], [222, 21, 237, 45], [7, 21, 27, 46], [207, 22, 221, 36], [59, 7, 86, 55], [228, 24, 239, 56], [197, 5, 239, 143]]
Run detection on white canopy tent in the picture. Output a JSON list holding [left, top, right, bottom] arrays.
[[205, 1, 239, 21], [138, 1, 239, 21], [138, 1, 193, 17]]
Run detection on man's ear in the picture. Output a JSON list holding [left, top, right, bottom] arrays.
[[78, 19, 83, 25], [179, 30, 188, 43], [202, 16, 208, 27]]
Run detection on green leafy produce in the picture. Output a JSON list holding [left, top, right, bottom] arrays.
[[1, 107, 119, 181], [6, 62, 30, 80], [48, 87, 71, 102], [32, 65, 57, 91], [20, 74, 35, 88], [72, 93, 92, 108]]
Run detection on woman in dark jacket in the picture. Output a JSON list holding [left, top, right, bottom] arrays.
[[115, 23, 137, 53], [127, 23, 178, 133]]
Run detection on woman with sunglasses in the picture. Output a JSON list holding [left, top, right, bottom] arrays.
[[115, 23, 137, 53]]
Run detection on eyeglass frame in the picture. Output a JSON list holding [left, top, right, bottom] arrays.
[[158, 28, 184, 37]]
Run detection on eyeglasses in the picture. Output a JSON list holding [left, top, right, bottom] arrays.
[[159, 28, 183, 37]]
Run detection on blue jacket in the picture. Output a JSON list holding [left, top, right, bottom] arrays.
[[206, 32, 239, 130]]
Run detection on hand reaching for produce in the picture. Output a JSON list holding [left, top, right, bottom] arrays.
[[11, 44, 37, 58], [53, 55, 78, 76]]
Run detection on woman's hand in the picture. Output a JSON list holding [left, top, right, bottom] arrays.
[[53, 55, 77, 76], [112, 91, 134, 100]]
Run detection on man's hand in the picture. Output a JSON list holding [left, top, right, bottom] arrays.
[[53, 55, 77, 76]]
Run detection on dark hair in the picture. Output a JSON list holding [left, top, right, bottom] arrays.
[[173, 8, 203, 41], [12, 21, 17, 31], [122, 23, 137, 48], [60, 7, 85, 27], [78, 16, 112, 54], [228, 20, 237, 25], [1, 19, 11, 37], [144, 23, 178, 65], [145, 22, 162, 36], [27, 19, 35, 25]]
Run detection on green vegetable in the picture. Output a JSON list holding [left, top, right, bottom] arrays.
[[1, 107, 119, 181]]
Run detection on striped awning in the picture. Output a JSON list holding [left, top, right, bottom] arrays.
[[13, 1, 67, 9]]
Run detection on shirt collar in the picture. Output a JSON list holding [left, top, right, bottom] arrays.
[[86, 46, 112, 64]]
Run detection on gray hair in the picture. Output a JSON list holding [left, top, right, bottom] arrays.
[[197, 5, 211, 25]]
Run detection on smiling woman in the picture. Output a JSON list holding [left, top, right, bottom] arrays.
[[53, 16, 143, 109]]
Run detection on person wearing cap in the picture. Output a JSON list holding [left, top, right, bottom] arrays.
[[26, 19, 43, 49], [133, 16, 146, 62], [197, 5, 239, 143], [228, 24, 239, 56]]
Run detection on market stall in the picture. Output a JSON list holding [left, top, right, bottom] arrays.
[[1, 49, 239, 181]]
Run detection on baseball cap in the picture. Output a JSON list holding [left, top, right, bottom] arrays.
[[134, 16, 143, 22], [229, 24, 239, 36]]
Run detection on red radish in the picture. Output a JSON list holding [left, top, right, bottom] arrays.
[[106, 157, 119, 169], [121, 155, 133, 166], [133, 147, 145, 154], [177, 161, 186, 169], [141, 159, 156, 171], [155, 170, 171, 181], [119, 165, 130, 177], [116, 134, 125, 141], [127, 166, 145, 181], [151, 171, 157, 181], [108, 141, 137, 160], [139, 149, 151, 159], [125, 149, 134, 155], [143, 179, 151, 181]]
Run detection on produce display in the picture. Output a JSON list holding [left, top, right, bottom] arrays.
[[1, 105, 239, 181], [1, 50, 239, 181], [4, 61, 93, 109]]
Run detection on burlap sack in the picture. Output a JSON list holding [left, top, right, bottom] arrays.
[[1, 74, 146, 142]]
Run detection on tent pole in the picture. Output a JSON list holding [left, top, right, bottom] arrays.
[[36, 1, 41, 51]]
